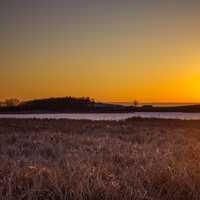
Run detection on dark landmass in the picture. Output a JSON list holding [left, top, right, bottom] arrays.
[[0, 97, 129, 113], [136, 104, 200, 113], [1, 118, 200, 199], [0, 96, 200, 113]]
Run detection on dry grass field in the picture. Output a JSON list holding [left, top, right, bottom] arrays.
[[1, 118, 200, 199]]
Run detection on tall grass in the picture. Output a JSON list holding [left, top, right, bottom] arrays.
[[0, 118, 200, 199]]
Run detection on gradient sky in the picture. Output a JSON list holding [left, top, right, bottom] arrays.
[[1, 0, 200, 102]]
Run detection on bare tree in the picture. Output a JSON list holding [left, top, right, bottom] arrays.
[[133, 100, 139, 107], [4, 99, 20, 107]]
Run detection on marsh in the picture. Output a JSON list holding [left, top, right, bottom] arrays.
[[1, 118, 200, 199]]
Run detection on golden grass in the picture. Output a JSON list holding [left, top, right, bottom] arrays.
[[0, 118, 200, 199]]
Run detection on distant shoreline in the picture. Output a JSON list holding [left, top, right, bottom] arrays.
[[112, 102, 200, 107], [1, 97, 200, 114], [1, 106, 200, 114]]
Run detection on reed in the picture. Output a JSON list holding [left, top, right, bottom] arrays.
[[0, 118, 200, 200]]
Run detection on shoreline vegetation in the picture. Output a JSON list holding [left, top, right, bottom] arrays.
[[1, 118, 200, 199], [1, 96, 200, 113]]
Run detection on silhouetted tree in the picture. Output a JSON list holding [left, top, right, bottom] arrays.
[[133, 100, 139, 107], [19, 97, 95, 111], [5, 99, 20, 107]]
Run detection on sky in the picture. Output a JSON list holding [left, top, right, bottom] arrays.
[[0, 0, 200, 102]]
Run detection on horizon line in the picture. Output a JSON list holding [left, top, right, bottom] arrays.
[[1, 97, 200, 105]]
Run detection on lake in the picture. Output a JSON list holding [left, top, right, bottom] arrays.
[[1, 112, 200, 121]]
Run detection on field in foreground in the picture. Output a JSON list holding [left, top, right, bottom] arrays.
[[1, 118, 200, 199]]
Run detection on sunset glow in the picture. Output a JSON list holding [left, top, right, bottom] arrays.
[[1, 1, 200, 102]]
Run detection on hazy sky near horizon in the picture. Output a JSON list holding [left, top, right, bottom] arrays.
[[1, 0, 200, 102]]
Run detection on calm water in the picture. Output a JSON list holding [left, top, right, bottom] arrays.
[[1, 112, 200, 121]]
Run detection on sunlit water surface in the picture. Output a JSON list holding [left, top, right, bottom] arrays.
[[1, 112, 200, 121]]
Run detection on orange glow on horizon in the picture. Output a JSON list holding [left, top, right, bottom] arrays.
[[1, 1, 200, 103]]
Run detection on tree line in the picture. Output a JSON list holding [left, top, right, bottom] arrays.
[[0, 99, 20, 107], [0, 97, 96, 112]]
